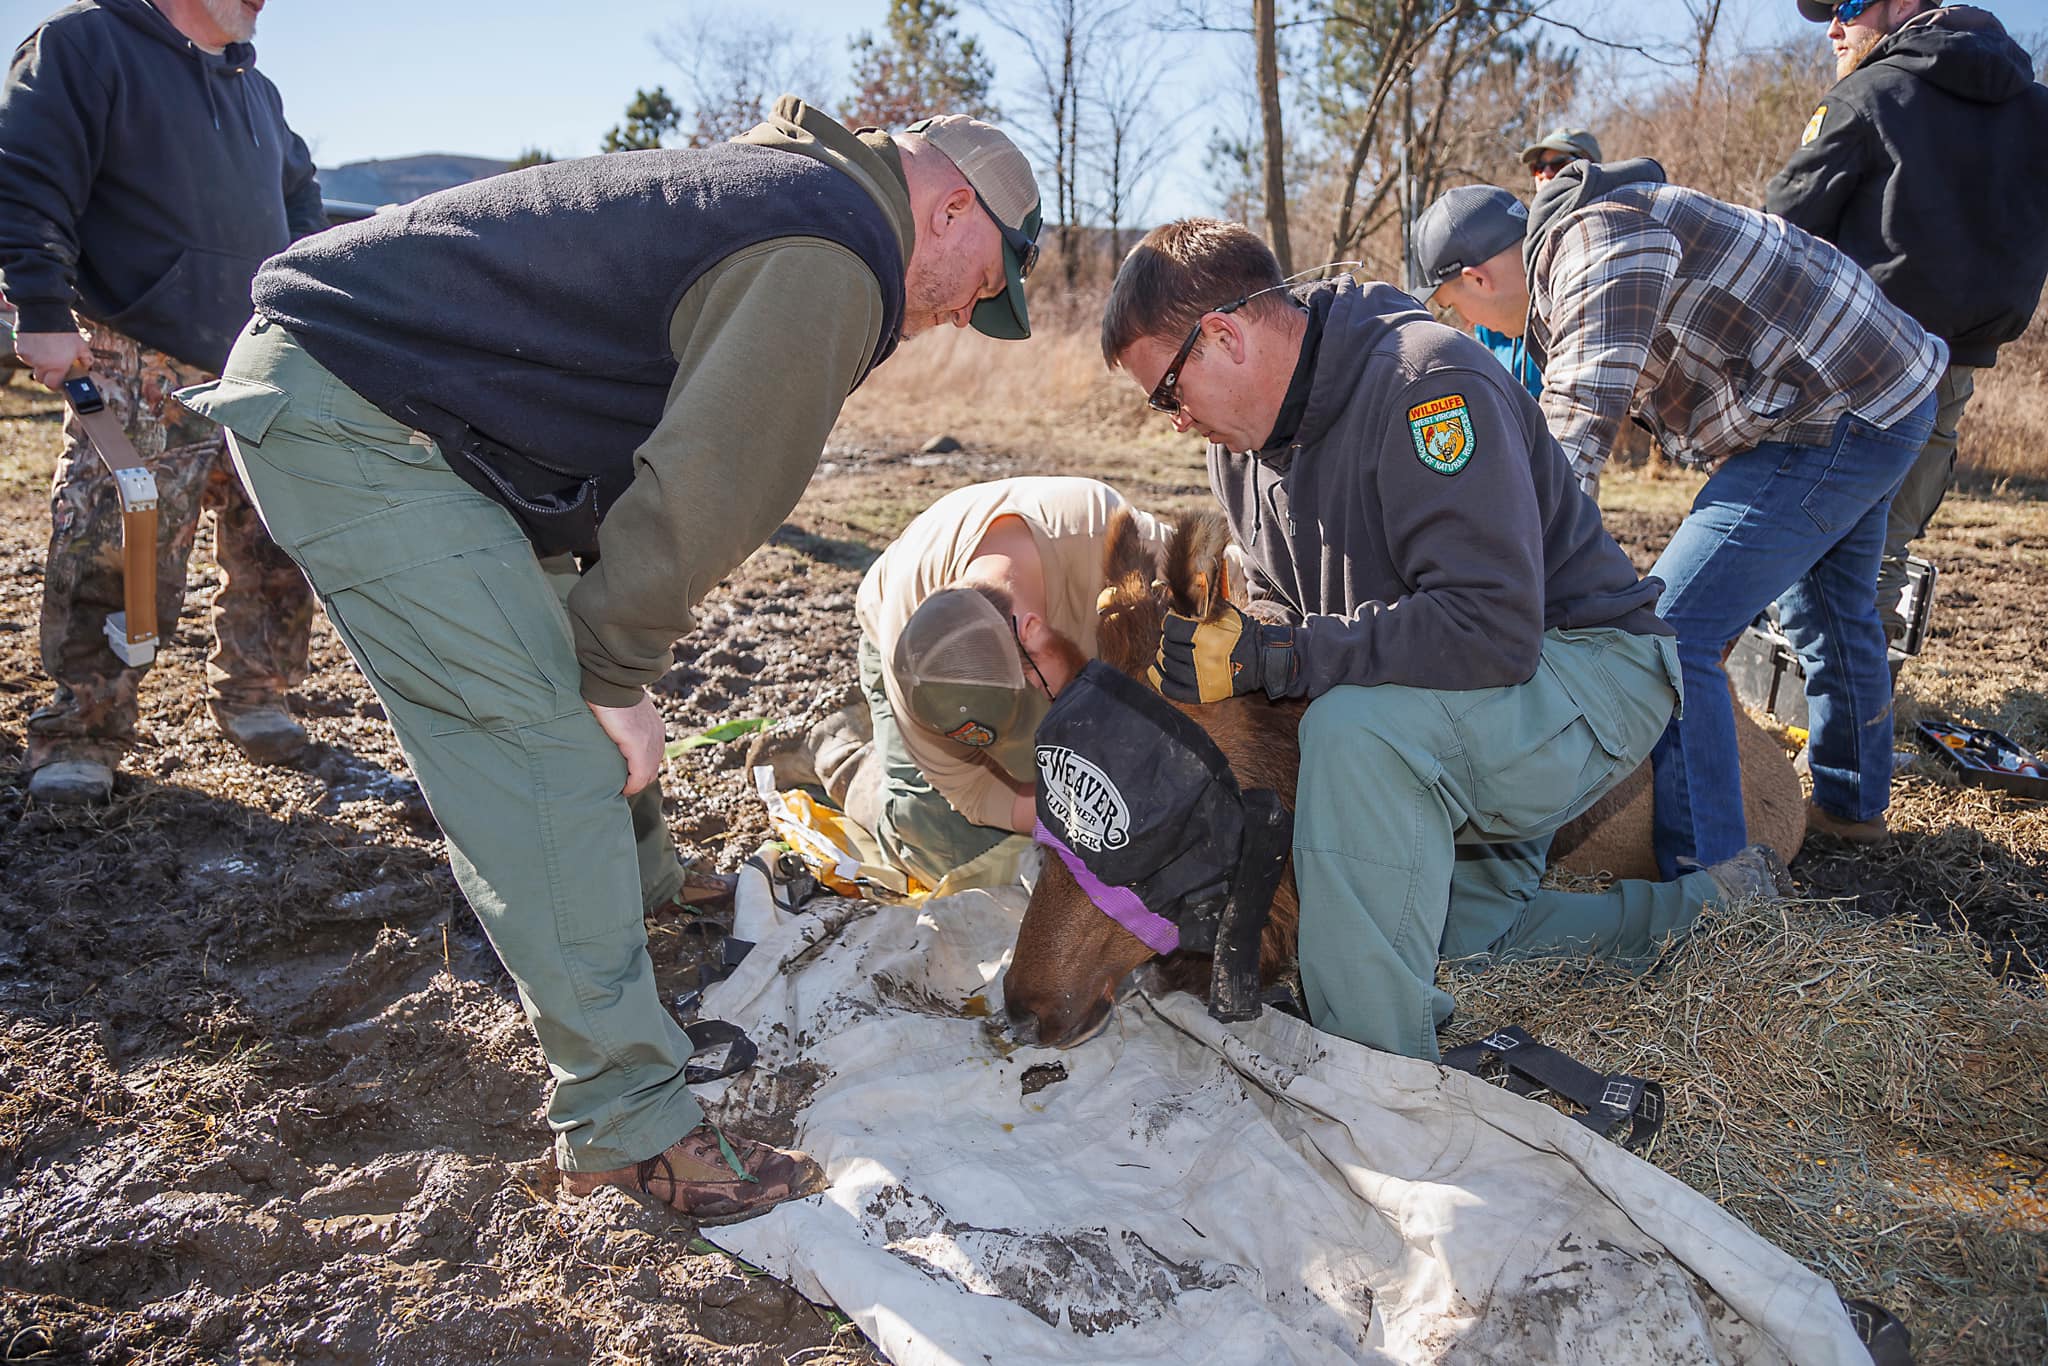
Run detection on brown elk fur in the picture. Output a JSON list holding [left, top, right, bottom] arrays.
[[1003, 509, 1803, 1047]]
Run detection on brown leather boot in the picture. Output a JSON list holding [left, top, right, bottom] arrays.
[[562, 1122, 823, 1225], [653, 866, 738, 913], [1807, 802, 1888, 845]]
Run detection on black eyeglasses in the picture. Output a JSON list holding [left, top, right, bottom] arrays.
[[1145, 266, 1357, 417], [976, 189, 1039, 280], [1011, 615, 1055, 696], [1146, 283, 1293, 416]]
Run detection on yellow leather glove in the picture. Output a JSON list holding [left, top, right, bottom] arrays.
[[1148, 603, 1298, 703]]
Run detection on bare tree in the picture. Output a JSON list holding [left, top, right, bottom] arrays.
[[977, 0, 1132, 288], [1311, 1, 1567, 277], [653, 9, 836, 147], [1677, 0, 1727, 99], [1253, 0, 1293, 273], [1084, 42, 1175, 264]]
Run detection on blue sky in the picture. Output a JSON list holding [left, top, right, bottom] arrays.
[[6, 0, 2046, 220]]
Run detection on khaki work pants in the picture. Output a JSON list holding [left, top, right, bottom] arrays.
[[179, 319, 697, 1171], [1291, 627, 1721, 1061]]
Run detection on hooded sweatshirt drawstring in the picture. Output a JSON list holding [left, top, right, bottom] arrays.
[[195, 45, 220, 130]]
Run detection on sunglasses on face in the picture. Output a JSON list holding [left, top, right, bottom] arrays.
[[1532, 155, 1574, 178], [976, 188, 1039, 280], [1831, 0, 1873, 20]]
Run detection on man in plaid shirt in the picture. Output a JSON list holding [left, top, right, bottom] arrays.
[[1427, 158, 1943, 874]]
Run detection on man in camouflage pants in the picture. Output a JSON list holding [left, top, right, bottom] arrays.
[[32, 326, 315, 790], [1, 0, 325, 804]]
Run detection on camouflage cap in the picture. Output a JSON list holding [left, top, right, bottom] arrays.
[[905, 114, 1042, 340], [1518, 126, 1603, 167], [893, 587, 1048, 784]]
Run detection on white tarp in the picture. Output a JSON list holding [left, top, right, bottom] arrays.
[[697, 884, 1867, 1365]]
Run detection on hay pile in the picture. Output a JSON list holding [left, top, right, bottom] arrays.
[[1443, 892, 2048, 1366]]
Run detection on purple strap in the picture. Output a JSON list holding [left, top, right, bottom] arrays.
[[1033, 819, 1180, 955]]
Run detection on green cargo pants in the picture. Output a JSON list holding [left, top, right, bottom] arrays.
[[1292, 626, 1720, 1061], [178, 319, 700, 1171], [855, 633, 1033, 889]]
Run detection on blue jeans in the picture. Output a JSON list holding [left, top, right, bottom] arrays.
[[1648, 396, 1936, 876]]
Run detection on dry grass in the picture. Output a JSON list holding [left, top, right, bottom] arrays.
[[1443, 891, 2048, 1366], [839, 323, 1147, 455], [1961, 315, 2048, 487]]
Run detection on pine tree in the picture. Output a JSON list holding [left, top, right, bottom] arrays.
[[602, 88, 682, 152], [844, 0, 997, 129]]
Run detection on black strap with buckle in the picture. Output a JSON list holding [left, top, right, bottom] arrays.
[[1442, 1025, 1665, 1151], [680, 1018, 758, 1084]]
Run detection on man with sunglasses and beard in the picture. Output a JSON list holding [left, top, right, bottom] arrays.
[[1099, 219, 1790, 1062], [751, 477, 1170, 891], [1, 0, 325, 805], [174, 104, 1041, 1222], [1764, 1, 2048, 651]]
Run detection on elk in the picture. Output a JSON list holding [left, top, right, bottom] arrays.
[[1002, 509, 1804, 1047]]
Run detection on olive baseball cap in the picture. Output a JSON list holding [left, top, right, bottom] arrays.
[[1519, 126, 1603, 167], [905, 114, 1042, 340], [893, 587, 1049, 784], [1408, 185, 1530, 301]]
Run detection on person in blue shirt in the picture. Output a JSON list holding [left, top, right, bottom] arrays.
[[1474, 322, 1542, 398]]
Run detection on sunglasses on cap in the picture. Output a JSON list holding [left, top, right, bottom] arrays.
[[975, 187, 1039, 280], [1147, 264, 1358, 417]]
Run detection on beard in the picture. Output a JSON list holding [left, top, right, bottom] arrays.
[[201, 0, 259, 43], [1835, 26, 1886, 79]]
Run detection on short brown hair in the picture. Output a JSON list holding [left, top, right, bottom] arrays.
[[1100, 218, 1288, 368]]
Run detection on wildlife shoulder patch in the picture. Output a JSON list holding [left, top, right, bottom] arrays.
[[1801, 104, 1827, 147], [1408, 395, 1474, 475]]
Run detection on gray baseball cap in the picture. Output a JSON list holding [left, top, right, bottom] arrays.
[[1519, 126, 1603, 167], [1407, 186, 1530, 301], [905, 114, 1042, 340]]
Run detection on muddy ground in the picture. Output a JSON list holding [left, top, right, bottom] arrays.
[[1, 374, 2043, 1364]]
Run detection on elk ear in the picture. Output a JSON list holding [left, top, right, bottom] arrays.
[[1168, 512, 1237, 622], [1102, 508, 1150, 589]]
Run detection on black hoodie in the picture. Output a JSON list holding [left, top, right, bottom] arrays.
[[1763, 4, 2048, 367], [0, 0, 325, 372]]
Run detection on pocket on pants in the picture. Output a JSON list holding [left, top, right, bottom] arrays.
[[328, 541, 582, 738], [1453, 647, 1632, 839]]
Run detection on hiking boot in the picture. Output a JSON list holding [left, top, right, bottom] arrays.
[[743, 703, 871, 801], [561, 1122, 823, 1225], [1807, 802, 1888, 845], [743, 727, 820, 790], [1704, 843, 1795, 904], [210, 701, 309, 766], [27, 758, 114, 806], [654, 866, 739, 912]]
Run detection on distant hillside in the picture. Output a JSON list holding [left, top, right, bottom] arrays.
[[318, 154, 512, 207]]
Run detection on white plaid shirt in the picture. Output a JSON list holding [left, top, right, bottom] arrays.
[[1528, 183, 1946, 487]]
